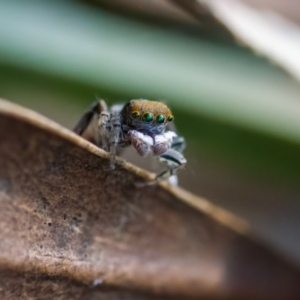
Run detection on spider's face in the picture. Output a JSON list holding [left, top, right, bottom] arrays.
[[121, 99, 174, 135]]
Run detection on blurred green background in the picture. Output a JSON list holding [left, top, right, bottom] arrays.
[[0, 1, 299, 265]]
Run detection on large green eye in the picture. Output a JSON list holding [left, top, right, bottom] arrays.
[[142, 112, 153, 123], [168, 115, 174, 122], [132, 111, 140, 119], [156, 114, 165, 124]]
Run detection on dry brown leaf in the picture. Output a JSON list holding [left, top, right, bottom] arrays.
[[0, 99, 299, 299]]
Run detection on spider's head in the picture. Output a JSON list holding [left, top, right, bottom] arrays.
[[121, 99, 174, 135]]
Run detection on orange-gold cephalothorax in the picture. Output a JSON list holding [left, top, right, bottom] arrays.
[[130, 100, 173, 123]]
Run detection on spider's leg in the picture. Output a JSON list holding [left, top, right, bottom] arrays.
[[153, 132, 186, 185], [164, 120, 186, 153], [74, 99, 108, 146], [170, 135, 186, 154], [98, 109, 111, 151], [73, 100, 101, 135], [109, 111, 123, 170], [156, 148, 187, 184], [135, 146, 186, 188]]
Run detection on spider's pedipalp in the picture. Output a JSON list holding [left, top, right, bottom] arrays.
[[128, 130, 153, 157], [153, 131, 177, 156]]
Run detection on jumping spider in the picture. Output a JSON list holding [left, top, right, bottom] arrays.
[[74, 99, 186, 184]]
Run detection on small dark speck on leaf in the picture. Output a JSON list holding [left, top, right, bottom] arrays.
[[48, 223, 52, 227]]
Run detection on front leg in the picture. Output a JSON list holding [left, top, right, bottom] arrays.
[[135, 148, 187, 188], [155, 133, 186, 185], [161, 124, 187, 183], [156, 148, 187, 184]]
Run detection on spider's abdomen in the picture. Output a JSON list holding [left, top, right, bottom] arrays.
[[121, 99, 174, 136]]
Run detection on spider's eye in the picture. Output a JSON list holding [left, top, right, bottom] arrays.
[[156, 114, 165, 124], [142, 112, 153, 123], [132, 111, 141, 119], [167, 115, 174, 122]]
